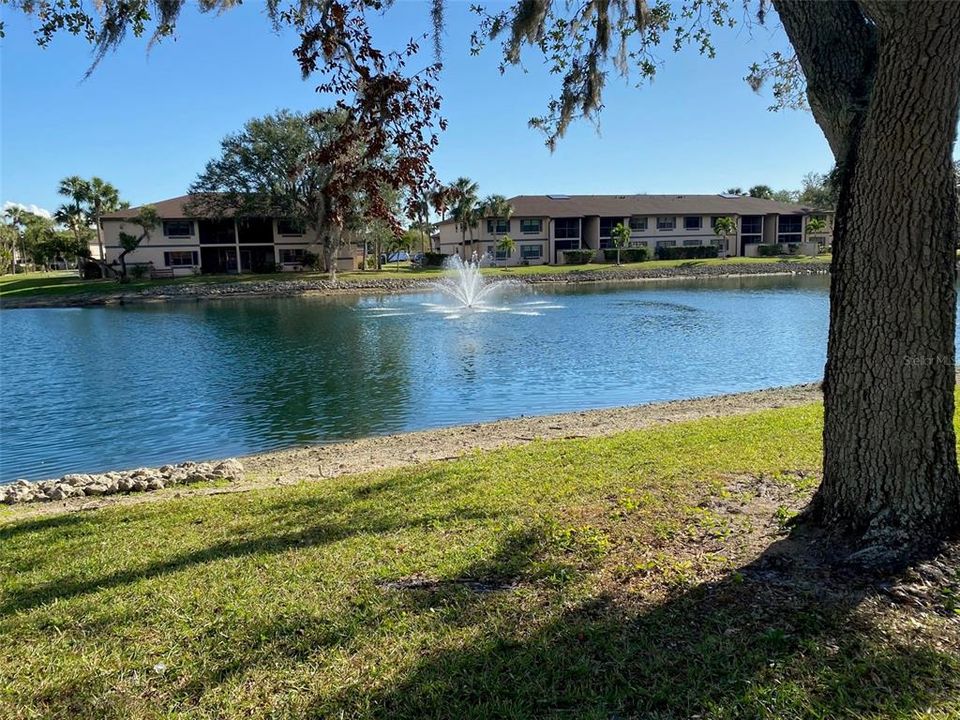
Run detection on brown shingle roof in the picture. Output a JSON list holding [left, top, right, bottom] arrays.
[[101, 194, 202, 220], [100, 193, 255, 220], [106, 192, 829, 223], [437, 194, 829, 225]]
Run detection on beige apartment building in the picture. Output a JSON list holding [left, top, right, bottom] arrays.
[[100, 195, 362, 276], [436, 194, 833, 266]]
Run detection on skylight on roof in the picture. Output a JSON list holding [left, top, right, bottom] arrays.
[[719, 193, 742, 199], [546, 194, 571, 200]]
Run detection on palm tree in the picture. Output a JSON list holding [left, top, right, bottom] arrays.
[[479, 194, 514, 229], [430, 184, 452, 223], [610, 222, 630, 265], [4, 206, 26, 274], [85, 177, 123, 261], [58, 176, 90, 216], [54, 204, 87, 262], [713, 216, 737, 257], [805, 216, 828, 236], [449, 177, 479, 257], [496, 234, 515, 269], [57, 176, 91, 266], [480, 194, 514, 265]]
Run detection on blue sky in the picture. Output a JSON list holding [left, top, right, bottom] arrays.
[[3, 2, 844, 215]]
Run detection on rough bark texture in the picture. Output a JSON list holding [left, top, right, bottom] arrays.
[[776, 0, 960, 550]]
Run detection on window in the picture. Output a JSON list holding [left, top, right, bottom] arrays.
[[521, 244, 543, 259], [520, 218, 542, 234], [237, 217, 273, 244], [629, 216, 647, 232], [682, 239, 701, 247], [280, 248, 306, 264], [779, 234, 802, 245], [656, 216, 676, 231], [554, 218, 580, 239], [486, 218, 510, 234], [629, 240, 648, 248], [599, 217, 621, 238], [742, 235, 762, 245], [657, 240, 676, 248], [198, 219, 235, 244], [164, 250, 197, 267], [778, 215, 803, 234], [277, 219, 306, 236], [554, 239, 580, 251], [163, 220, 193, 237], [741, 215, 763, 235], [683, 216, 702, 231]]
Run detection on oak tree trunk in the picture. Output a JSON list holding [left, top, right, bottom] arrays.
[[778, 0, 960, 550]]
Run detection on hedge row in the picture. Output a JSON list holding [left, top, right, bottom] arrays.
[[756, 244, 782, 257], [422, 252, 449, 267], [654, 245, 719, 260], [602, 247, 650, 263], [562, 250, 596, 265]]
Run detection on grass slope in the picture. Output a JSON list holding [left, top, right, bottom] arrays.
[[1, 403, 957, 719], [0, 256, 829, 301]]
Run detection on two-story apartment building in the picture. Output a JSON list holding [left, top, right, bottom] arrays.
[[99, 195, 362, 276], [436, 194, 832, 266]]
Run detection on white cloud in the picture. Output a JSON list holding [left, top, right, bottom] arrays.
[[2, 201, 53, 219]]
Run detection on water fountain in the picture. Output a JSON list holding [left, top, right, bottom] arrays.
[[363, 251, 564, 320], [435, 253, 505, 310]]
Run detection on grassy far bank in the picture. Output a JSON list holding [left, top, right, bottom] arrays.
[[1, 402, 957, 719], [0, 255, 830, 302]]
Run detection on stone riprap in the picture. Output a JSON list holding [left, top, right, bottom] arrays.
[[1, 261, 830, 309], [1, 459, 244, 505]]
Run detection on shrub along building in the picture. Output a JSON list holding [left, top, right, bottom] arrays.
[[436, 194, 833, 266], [100, 195, 363, 277]]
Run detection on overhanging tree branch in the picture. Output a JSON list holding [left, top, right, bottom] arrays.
[[772, 0, 876, 162]]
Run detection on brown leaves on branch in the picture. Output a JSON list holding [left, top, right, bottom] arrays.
[[282, 0, 445, 236]]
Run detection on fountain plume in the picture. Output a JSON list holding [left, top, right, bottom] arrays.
[[435, 253, 507, 309]]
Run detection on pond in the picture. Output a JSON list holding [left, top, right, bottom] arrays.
[[1, 275, 835, 482]]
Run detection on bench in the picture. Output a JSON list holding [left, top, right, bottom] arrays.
[[150, 268, 175, 280]]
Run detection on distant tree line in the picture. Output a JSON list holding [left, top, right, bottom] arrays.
[[722, 171, 841, 209], [2, 176, 127, 275]]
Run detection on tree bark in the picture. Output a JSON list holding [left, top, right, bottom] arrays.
[[777, 0, 960, 549]]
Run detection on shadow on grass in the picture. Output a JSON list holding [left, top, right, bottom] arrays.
[[322, 526, 958, 719], [0, 468, 498, 616]]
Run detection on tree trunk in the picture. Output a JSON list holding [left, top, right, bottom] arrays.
[[322, 239, 337, 284], [807, 2, 960, 548], [95, 212, 105, 262]]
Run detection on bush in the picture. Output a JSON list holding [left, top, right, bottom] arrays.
[[756, 244, 782, 257], [655, 245, 719, 260], [422, 252, 449, 268], [302, 250, 321, 270], [603, 247, 649, 263], [562, 249, 596, 265], [130, 264, 149, 280]]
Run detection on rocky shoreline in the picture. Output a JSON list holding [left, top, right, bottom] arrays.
[[1, 382, 826, 515], [1, 260, 829, 309], [2, 459, 244, 505]]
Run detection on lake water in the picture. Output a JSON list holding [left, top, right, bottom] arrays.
[[1, 275, 834, 482]]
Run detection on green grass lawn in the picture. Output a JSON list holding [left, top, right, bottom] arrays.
[[0, 255, 830, 302], [1, 402, 956, 719]]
